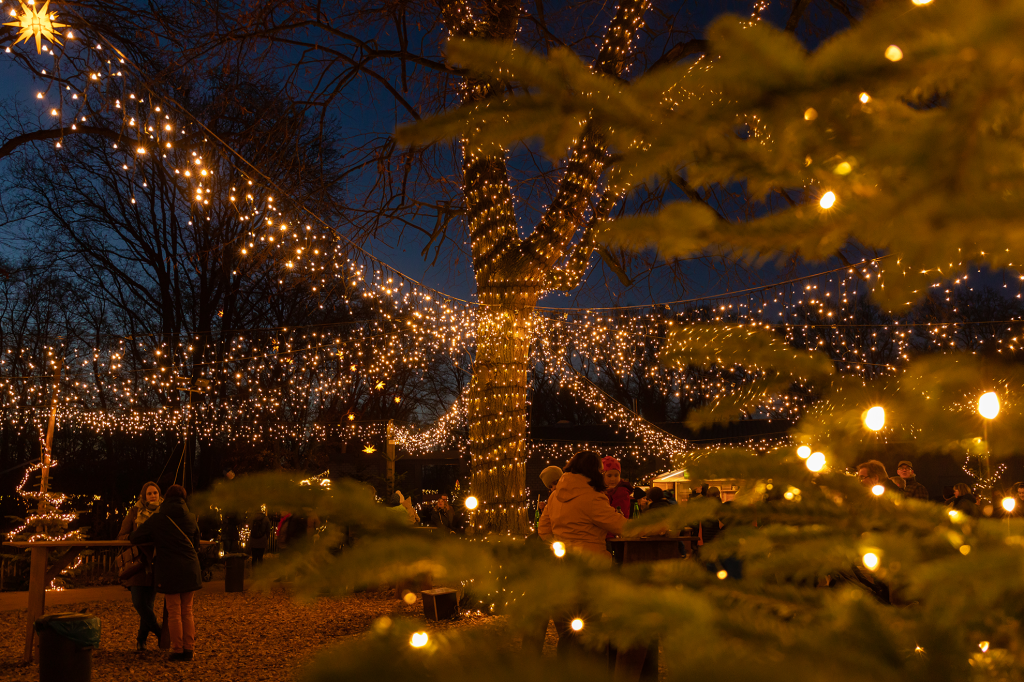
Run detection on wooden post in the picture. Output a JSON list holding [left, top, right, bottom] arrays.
[[23, 546, 47, 662], [386, 420, 396, 496], [38, 356, 63, 498]]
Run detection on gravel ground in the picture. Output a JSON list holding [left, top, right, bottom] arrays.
[[0, 587, 512, 682]]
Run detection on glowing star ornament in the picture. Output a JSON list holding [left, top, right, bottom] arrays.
[[4, 0, 67, 54], [362, 444, 376, 454]]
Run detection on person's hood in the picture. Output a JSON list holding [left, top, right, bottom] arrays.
[[554, 472, 601, 502], [159, 496, 191, 519]]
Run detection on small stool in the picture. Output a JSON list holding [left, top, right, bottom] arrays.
[[421, 588, 459, 621]]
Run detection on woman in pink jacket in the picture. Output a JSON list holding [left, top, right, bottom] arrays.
[[539, 450, 626, 559]]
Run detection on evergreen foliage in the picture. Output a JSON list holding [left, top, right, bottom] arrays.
[[210, 2, 1024, 681]]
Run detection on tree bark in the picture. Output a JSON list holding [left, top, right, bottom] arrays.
[[443, 0, 649, 533], [467, 288, 537, 534]]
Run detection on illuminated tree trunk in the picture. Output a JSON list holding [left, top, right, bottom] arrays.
[[467, 289, 537, 534], [440, 0, 649, 534]]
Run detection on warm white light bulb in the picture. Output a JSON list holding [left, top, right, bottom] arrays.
[[911, 0, 932, 5], [871, 484, 886, 497], [862, 552, 880, 570], [552, 541, 566, 558], [464, 496, 478, 510], [979, 392, 1000, 419], [570, 618, 584, 632], [859, 92, 871, 103], [863, 406, 885, 431], [819, 191, 836, 209], [806, 452, 826, 472], [410, 632, 429, 648], [797, 445, 811, 459], [885, 45, 904, 61], [1002, 497, 1016, 513]]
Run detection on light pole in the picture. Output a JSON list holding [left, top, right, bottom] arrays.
[[978, 392, 1000, 504]]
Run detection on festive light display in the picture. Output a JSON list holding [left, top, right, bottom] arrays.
[[3, 0, 1024, 527]]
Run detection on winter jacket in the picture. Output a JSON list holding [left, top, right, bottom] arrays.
[[538, 472, 627, 558], [950, 493, 981, 518], [248, 512, 272, 550], [605, 481, 632, 519], [129, 496, 202, 594], [117, 505, 157, 587], [901, 477, 929, 501]]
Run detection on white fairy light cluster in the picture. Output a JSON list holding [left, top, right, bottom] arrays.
[[4, 3, 1024, 469]]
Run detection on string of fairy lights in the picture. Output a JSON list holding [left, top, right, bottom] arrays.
[[3, 2, 1024, 475], [1, 259, 1022, 442]]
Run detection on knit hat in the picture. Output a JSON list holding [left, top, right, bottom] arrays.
[[897, 460, 914, 470], [164, 484, 188, 500], [601, 456, 621, 473], [539, 466, 563, 489]]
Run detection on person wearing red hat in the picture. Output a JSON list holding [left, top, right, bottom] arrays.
[[602, 456, 631, 519]]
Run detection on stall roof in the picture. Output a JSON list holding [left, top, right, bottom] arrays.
[[654, 469, 689, 482]]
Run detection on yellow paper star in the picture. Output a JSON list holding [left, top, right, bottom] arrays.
[[362, 444, 377, 454], [4, 0, 67, 54]]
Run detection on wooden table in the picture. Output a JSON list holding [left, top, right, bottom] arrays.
[[605, 535, 696, 682], [6, 539, 214, 662], [607, 535, 695, 564]]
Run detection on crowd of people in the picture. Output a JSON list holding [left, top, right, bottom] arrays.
[[111, 453, 1022, 663]]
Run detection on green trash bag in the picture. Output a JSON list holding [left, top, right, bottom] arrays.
[[35, 612, 101, 648]]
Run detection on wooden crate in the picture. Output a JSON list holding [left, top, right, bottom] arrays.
[[421, 587, 459, 621]]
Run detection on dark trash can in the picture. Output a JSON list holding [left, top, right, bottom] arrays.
[[224, 553, 247, 592], [35, 612, 100, 682]]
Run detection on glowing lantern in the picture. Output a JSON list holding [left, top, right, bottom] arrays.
[[806, 452, 826, 472], [863, 406, 885, 431], [978, 392, 1000, 419]]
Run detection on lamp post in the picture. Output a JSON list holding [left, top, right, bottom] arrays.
[[978, 392, 1000, 504]]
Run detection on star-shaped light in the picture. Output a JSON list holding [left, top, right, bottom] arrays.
[[4, 0, 67, 54], [362, 444, 377, 454]]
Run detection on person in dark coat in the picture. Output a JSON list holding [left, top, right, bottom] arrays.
[[646, 486, 673, 510], [117, 481, 162, 651], [700, 487, 724, 545], [247, 508, 272, 566], [130, 484, 202, 662], [429, 495, 461, 533], [949, 483, 981, 518]]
